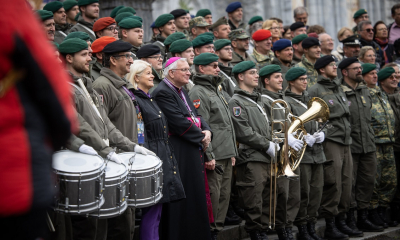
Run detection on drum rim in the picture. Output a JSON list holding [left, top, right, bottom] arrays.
[[53, 150, 106, 174]]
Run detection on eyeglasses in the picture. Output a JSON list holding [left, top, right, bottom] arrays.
[[346, 66, 363, 71], [377, 28, 388, 31], [364, 28, 374, 33], [298, 77, 308, 82], [389, 75, 398, 80], [147, 55, 163, 60], [105, 26, 119, 32], [207, 64, 219, 69], [113, 53, 133, 59], [172, 68, 191, 73], [365, 54, 377, 58], [328, 63, 337, 67]]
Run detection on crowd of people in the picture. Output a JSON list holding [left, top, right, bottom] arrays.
[[3, 0, 400, 240]]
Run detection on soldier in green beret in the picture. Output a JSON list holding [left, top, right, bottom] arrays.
[[215, 39, 237, 97], [64, 32, 94, 56], [193, 33, 215, 56], [118, 18, 143, 58], [291, 34, 307, 64], [170, 39, 195, 65], [150, 13, 176, 60], [115, 12, 134, 25], [164, 32, 186, 51], [352, 9, 369, 34], [69, 0, 99, 40], [229, 29, 255, 66], [44, 1, 73, 44], [37, 10, 56, 42], [196, 9, 212, 25], [188, 53, 237, 239], [189, 16, 211, 41], [110, 5, 124, 18], [116, 7, 136, 16], [63, 0, 79, 25]]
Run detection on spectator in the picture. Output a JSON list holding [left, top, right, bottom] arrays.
[[262, 19, 281, 43], [359, 46, 380, 71], [374, 20, 395, 64], [389, 3, 400, 44]]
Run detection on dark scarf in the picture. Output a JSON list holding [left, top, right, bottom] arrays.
[[375, 38, 389, 63]]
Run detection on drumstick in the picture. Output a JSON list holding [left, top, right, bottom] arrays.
[[46, 211, 55, 232]]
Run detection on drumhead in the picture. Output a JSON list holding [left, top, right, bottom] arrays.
[[118, 152, 161, 170], [53, 150, 104, 173], [104, 161, 127, 178]]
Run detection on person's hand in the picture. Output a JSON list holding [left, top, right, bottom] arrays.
[[134, 145, 156, 156], [313, 132, 325, 143], [201, 130, 212, 151], [78, 144, 97, 155], [304, 134, 316, 147], [288, 133, 304, 151], [205, 159, 216, 170], [266, 142, 280, 158], [107, 152, 122, 164], [231, 157, 236, 166]]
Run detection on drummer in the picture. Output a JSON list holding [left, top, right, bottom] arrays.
[[58, 38, 153, 240], [126, 60, 185, 240]]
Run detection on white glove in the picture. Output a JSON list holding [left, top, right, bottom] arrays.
[[266, 142, 281, 158], [313, 132, 325, 143], [78, 144, 98, 155], [134, 145, 156, 156], [288, 132, 304, 151], [107, 151, 122, 164], [304, 134, 316, 147]]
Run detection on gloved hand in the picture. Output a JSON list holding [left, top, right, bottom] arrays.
[[304, 134, 316, 147], [78, 144, 98, 155], [107, 151, 122, 164], [266, 142, 281, 158], [288, 132, 304, 151], [313, 132, 325, 143], [134, 145, 156, 156]]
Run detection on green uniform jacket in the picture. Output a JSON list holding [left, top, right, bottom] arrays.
[[69, 16, 95, 40], [260, 88, 285, 122], [283, 89, 326, 164], [341, 81, 375, 153], [251, 49, 274, 69], [228, 19, 246, 31], [188, 74, 238, 161], [150, 34, 166, 62], [294, 55, 318, 88], [149, 67, 163, 94], [131, 45, 140, 59], [219, 62, 237, 97], [292, 54, 301, 65], [68, 73, 136, 157], [89, 60, 102, 81], [92, 68, 138, 143], [54, 23, 72, 44], [369, 86, 395, 144], [228, 87, 272, 165], [382, 87, 400, 148], [230, 51, 255, 66], [308, 75, 352, 145], [270, 58, 295, 91]]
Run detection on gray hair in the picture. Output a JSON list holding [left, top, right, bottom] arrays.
[[294, 6, 308, 18], [357, 20, 372, 32], [359, 46, 375, 59], [249, 21, 263, 37], [126, 60, 152, 89], [163, 58, 188, 78]]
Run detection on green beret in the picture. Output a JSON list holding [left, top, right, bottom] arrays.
[[110, 6, 124, 18], [170, 39, 193, 54], [285, 67, 307, 81], [361, 63, 376, 75], [192, 33, 214, 48], [353, 9, 367, 19], [44, 1, 63, 13], [193, 53, 219, 66], [119, 18, 142, 29], [164, 32, 186, 46], [116, 7, 136, 16], [259, 64, 282, 77], [292, 34, 308, 44], [155, 14, 174, 28], [115, 12, 134, 24], [77, 0, 98, 6], [196, 9, 212, 17], [59, 38, 88, 54], [129, 16, 143, 23], [64, 31, 93, 42], [63, 0, 78, 12], [74, 12, 81, 21], [36, 10, 53, 21], [214, 39, 231, 51], [232, 61, 256, 74], [248, 16, 263, 25], [378, 67, 395, 81]]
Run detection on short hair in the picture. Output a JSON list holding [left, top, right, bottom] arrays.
[[337, 27, 352, 41], [307, 25, 325, 34], [359, 46, 375, 59], [249, 21, 263, 37], [293, 6, 308, 18], [382, 62, 399, 70], [262, 19, 278, 30], [373, 20, 387, 39], [392, 3, 400, 15], [269, 17, 283, 23], [282, 25, 290, 37], [163, 58, 187, 78], [357, 20, 372, 32], [102, 53, 112, 68], [126, 60, 152, 89]]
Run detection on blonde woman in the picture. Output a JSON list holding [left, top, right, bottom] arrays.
[[359, 46, 380, 71], [262, 19, 281, 43], [332, 27, 353, 61], [126, 60, 185, 240]]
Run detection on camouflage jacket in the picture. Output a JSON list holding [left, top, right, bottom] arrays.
[[251, 49, 274, 69], [295, 55, 318, 88], [369, 86, 395, 144], [230, 50, 255, 66], [382, 87, 400, 148]]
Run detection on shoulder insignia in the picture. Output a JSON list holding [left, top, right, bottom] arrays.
[[328, 99, 334, 105], [99, 95, 104, 104], [193, 99, 200, 109], [233, 106, 241, 116]]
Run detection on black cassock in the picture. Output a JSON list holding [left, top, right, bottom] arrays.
[[153, 80, 212, 240]]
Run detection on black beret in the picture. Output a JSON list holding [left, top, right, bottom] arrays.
[[378, 67, 395, 81], [314, 55, 336, 70], [136, 44, 161, 59], [338, 57, 359, 70], [103, 40, 133, 54], [193, 53, 219, 65], [341, 35, 361, 45], [302, 37, 320, 49], [286, 67, 307, 81], [170, 9, 187, 19], [290, 22, 305, 31], [232, 61, 256, 74]]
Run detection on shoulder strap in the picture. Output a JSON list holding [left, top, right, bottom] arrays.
[[288, 96, 307, 109], [58, 30, 67, 37], [234, 94, 269, 123], [261, 94, 282, 108], [77, 23, 95, 38], [220, 70, 236, 88]]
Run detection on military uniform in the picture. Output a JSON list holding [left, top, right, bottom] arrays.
[[294, 55, 318, 88], [251, 49, 274, 69], [228, 19, 246, 31], [292, 54, 302, 65], [89, 59, 103, 81], [229, 29, 256, 66], [54, 23, 72, 44], [69, 15, 96, 40], [270, 58, 295, 90], [188, 16, 211, 41], [188, 74, 238, 233], [219, 62, 237, 97], [149, 34, 167, 61], [231, 51, 255, 66]]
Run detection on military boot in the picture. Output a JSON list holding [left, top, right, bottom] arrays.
[[356, 208, 383, 232], [378, 206, 398, 227], [307, 221, 324, 240], [324, 218, 349, 240], [260, 231, 269, 240], [346, 208, 364, 235], [368, 208, 387, 228], [297, 224, 313, 240], [390, 203, 400, 223], [210, 231, 218, 240], [285, 227, 294, 240], [276, 228, 289, 240], [249, 230, 263, 240], [335, 214, 363, 237], [224, 206, 242, 225]]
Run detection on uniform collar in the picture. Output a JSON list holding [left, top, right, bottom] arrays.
[[100, 67, 132, 89]]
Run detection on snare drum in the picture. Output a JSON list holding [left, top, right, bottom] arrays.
[[118, 152, 163, 208], [52, 150, 105, 215], [89, 161, 128, 218]]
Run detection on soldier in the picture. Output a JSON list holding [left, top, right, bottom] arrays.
[[308, 56, 352, 240], [170, 39, 195, 65], [212, 16, 231, 40], [193, 33, 215, 56], [226, 2, 245, 30], [188, 53, 237, 240], [251, 29, 274, 69], [119, 18, 143, 58], [336, 35, 361, 79], [196, 9, 213, 25], [115, 6, 136, 16], [292, 34, 307, 64], [352, 9, 369, 34], [247, 16, 264, 54], [189, 16, 211, 41], [36, 10, 55, 42], [294, 37, 321, 88], [64, 0, 79, 25], [170, 9, 190, 37], [164, 31, 186, 55], [215, 39, 237, 97], [339, 57, 383, 234], [93, 17, 118, 39], [90, 36, 116, 80], [136, 44, 164, 93], [44, 1, 71, 44], [319, 33, 335, 57], [151, 13, 176, 60], [290, 22, 307, 38], [69, 0, 99, 40], [228, 61, 280, 240], [229, 29, 255, 66], [270, 39, 295, 90], [64, 32, 93, 56], [110, 5, 124, 18]]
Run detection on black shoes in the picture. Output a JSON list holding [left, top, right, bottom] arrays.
[[307, 221, 324, 240], [260, 231, 269, 240], [324, 218, 349, 240], [335, 214, 363, 237], [210, 231, 218, 240], [356, 208, 384, 232], [378, 206, 399, 227], [249, 230, 263, 240], [224, 207, 242, 225], [285, 227, 294, 240], [276, 227, 289, 240], [369, 208, 388, 228], [297, 224, 313, 240]]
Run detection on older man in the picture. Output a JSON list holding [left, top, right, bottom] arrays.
[[290, 22, 307, 38], [251, 29, 274, 69], [152, 57, 213, 240], [319, 33, 335, 57], [70, 0, 99, 40], [358, 21, 384, 66], [93, 17, 118, 39], [44, 1, 71, 44], [226, 2, 245, 30], [294, 6, 309, 26], [36, 10, 55, 41]]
